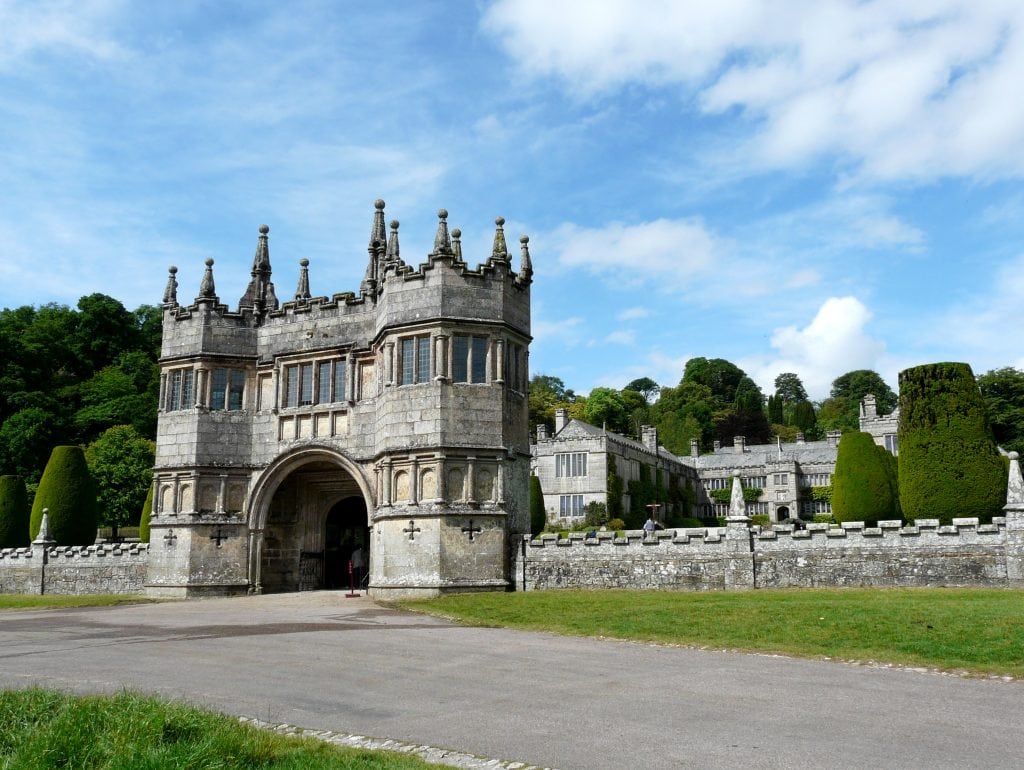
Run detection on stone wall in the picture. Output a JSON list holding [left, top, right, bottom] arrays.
[[0, 543, 149, 596], [514, 517, 1014, 591]]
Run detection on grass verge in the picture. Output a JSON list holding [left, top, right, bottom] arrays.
[[0, 689, 446, 769], [0, 594, 158, 611], [398, 588, 1024, 678]]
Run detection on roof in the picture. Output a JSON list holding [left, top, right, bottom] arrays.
[[681, 440, 837, 470]]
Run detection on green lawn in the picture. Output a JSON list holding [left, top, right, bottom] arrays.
[[0, 594, 158, 611], [0, 689, 446, 769], [399, 588, 1024, 678]]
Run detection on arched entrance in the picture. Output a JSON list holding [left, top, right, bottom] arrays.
[[776, 506, 790, 521], [324, 497, 369, 589], [249, 447, 373, 594]]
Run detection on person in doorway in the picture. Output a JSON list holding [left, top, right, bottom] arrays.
[[350, 544, 365, 590]]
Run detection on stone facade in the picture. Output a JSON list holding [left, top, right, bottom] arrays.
[[531, 415, 838, 525], [148, 201, 533, 598], [530, 410, 698, 525], [0, 541, 149, 596], [859, 393, 900, 455]]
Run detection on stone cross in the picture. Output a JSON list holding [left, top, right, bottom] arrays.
[[461, 520, 482, 541], [163, 529, 178, 547], [209, 528, 229, 548], [402, 520, 421, 540]]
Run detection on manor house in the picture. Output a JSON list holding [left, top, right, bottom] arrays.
[[148, 201, 533, 598]]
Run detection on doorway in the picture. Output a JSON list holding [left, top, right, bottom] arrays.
[[324, 496, 369, 589]]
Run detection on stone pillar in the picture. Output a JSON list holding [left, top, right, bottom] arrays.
[[30, 510, 56, 595], [1005, 452, 1024, 586], [347, 352, 357, 404], [434, 335, 448, 381], [158, 373, 167, 411], [494, 339, 505, 383], [724, 475, 754, 590], [217, 474, 228, 514], [384, 342, 395, 386], [467, 458, 477, 504], [382, 459, 393, 507], [410, 458, 420, 506]]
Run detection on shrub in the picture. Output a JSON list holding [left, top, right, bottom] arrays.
[[138, 483, 153, 543], [583, 501, 607, 527], [750, 514, 770, 527], [812, 513, 834, 524], [605, 518, 625, 531], [832, 432, 897, 526], [674, 517, 704, 528], [529, 475, 545, 535], [30, 446, 98, 545], [898, 363, 1006, 524], [0, 475, 30, 548]]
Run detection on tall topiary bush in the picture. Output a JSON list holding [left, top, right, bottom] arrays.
[[529, 475, 545, 535], [0, 475, 30, 547], [138, 483, 153, 543], [898, 362, 1005, 524], [29, 446, 98, 545], [876, 445, 901, 519], [831, 432, 896, 526]]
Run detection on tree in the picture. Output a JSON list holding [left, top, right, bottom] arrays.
[[583, 387, 628, 434], [0, 475, 30, 548], [30, 446, 98, 545], [624, 377, 661, 404], [898, 363, 1006, 524], [529, 475, 546, 535], [715, 376, 771, 446], [682, 357, 746, 407], [774, 372, 808, 405], [650, 381, 716, 454], [86, 425, 155, 540], [831, 432, 897, 526], [819, 369, 897, 433], [977, 367, 1024, 455], [767, 394, 784, 425], [791, 400, 818, 435], [619, 388, 649, 438], [529, 374, 576, 435]]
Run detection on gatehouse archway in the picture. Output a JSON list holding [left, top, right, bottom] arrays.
[[248, 446, 373, 594]]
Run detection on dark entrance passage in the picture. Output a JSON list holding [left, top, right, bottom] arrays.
[[324, 496, 369, 589]]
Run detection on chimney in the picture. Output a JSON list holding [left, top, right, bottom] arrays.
[[713, 440, 721, 452], [536, 424, 549, 442], [826, 430, 842, 447], [641, 425, 659, 453], [861, 393, 877, 419], [554, 408, 569, 434], [734, 435, 746, 454], [690, 438, 699, 457], [796, 432, 805, 445]]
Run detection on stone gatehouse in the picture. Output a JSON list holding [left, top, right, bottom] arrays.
[[147, 201, 533, 598]]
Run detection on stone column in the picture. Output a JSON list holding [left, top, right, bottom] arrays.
[[494, 339, 505, 384], [384, 342, 395, 387], [410, 458, 420, 506], [724, 475, 755, 590], [434, 335, 448, 381], [158, 373, 167, 411], [496, 456, 506, 505], [30, 510, 56, 595], [382, 459, 393, 507], [347, 352, 357, 404], [467, 458, 477, 504], [1004, 451, 1024, 586], [436, 455, 447, 504], [217, 474, 228, 514]]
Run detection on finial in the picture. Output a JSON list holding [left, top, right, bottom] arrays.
[[239, 224, 273, 311], [433, 208, 452, 254], [259, 224, 269, 235], [386, 219, 400, 261], [727, 474, 749, 523], [492, 216, 508, 260], [451, 228, 463, 260], [1007, 451, 1023, 508], [34, 509, 54, 544], [369, 199, 387, 255], [294, 258, 311, 301], [198, 258, 217, 300], [518, 234, 533, 280], [162, 265, 179, 307]]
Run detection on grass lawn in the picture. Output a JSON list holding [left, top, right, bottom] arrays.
[[398, 588, 1024, 678], [0, 689, 446, 769], [0, 594, 158, 611]]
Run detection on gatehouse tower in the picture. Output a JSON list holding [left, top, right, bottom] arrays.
[[147, 201, 532, 598]]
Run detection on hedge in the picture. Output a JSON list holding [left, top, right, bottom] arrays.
[[897, 363, 1005, 524], [29, 446, 99, 545], [831, 431, 897, 525], [0, 475, 30, 548], [529, 475, 545, 535]]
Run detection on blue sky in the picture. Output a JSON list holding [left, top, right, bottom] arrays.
[[2, 0, 1023, 400]]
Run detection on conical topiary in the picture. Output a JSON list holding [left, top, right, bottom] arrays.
[[138, 483, 153, 543], [529, 475, 545, 535], [0, 475, 30, 548], [831, 432, 896, 526], [898, 362, 1005, 524], [30, 446, 99, 545]]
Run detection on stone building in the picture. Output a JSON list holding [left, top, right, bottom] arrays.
[[147, 201, 533, 598], [531, 414, 838, 525], [859, 393, 899, 455], [530, 409, 697, 525]]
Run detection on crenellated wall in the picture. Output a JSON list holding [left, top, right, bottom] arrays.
[[514, 517, 1016, 591], [0, 542, 149, 596]]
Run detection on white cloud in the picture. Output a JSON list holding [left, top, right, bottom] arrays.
[[617, 306, 651, 321], [605, 330, 636, 346], [0, 0, 127, 68], [742, 296, 887, 399], [485, 0, 1024, 182]]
